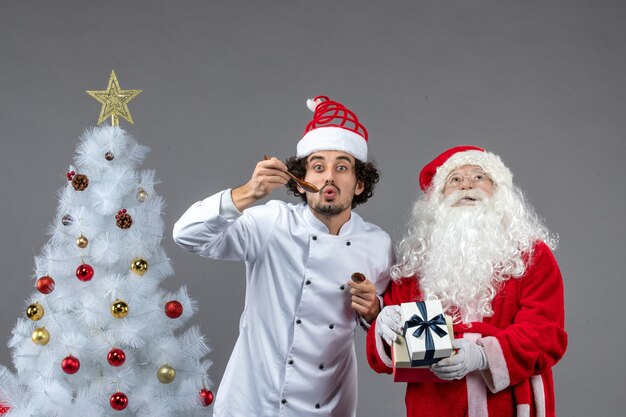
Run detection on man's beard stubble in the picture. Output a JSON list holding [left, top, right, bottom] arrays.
[[312, 201, 350, 216], [313, 203, 348, 217], [310, 183, 352, 217]]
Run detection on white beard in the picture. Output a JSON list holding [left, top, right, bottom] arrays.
[[392, 186, 555, 324]]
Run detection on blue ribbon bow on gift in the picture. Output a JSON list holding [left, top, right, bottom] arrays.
[[402, 302, 448, 360]]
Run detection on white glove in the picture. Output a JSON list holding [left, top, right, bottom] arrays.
[[430, 339, 488, 380], [376, 305, 403, 346]]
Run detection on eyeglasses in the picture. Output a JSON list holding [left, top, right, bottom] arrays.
[[445, 170, 491, 188]]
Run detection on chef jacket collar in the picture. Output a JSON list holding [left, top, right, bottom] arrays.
[[302, 205, 357, 236]]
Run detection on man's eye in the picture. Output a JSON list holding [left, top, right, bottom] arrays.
[[450, 176, 461, 183], [474, 174, 484, 182], [313, 165, 324, 171], [337, 166, 348, 172]]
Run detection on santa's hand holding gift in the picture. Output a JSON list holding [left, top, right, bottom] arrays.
[[367, 146, 567, 417]]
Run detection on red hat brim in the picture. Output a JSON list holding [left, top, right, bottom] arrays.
[[419, 145, 485, 192]]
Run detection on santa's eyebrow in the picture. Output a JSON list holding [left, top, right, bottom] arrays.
[[448, 168, 487, 176]]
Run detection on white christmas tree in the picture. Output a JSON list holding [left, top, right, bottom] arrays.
[[0, 71, 213, 417]]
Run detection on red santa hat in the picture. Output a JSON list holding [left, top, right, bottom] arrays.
[[296, 96, 368, 161], [419, 145, 513, 193]]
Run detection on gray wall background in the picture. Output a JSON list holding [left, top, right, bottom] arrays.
[[1, 1, 624, 415]]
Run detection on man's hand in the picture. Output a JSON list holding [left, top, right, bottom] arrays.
[[231, 157, 290, 211], [375, 305, 402, 345], [347, 276, 379, 323], [430, 339, 488, 380]]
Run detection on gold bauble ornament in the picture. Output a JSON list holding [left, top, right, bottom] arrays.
[[32, 327, 50, 345], [137, 188, 148, 202], [157, 364, 176, 384], [26, 302, 44, 321], [130, 258, 148, 275], [76, 235, 89, 248], [111, 300, 129, 318]]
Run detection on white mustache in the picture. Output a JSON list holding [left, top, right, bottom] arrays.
[[443, 189, 488, 206]]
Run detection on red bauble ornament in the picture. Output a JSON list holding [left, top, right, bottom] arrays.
[[199, 389, 214, 407], [76, 263, 94, 282], [165, 300, 183, 319], [36, 276, 55, 294], [110, 392, 128, 411], [107, 348, 126, 367], [0, 403, 10, 414], [61, 355, 80, 374]]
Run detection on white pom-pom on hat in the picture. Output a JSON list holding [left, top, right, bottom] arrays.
[[306, 98, 322, 112]]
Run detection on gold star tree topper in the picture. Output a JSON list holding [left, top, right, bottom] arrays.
[[86, 70, 142, 126]]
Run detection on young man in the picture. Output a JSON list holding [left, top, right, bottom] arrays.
[[173, 96, 393, 417], [367, 146, 567, 417]]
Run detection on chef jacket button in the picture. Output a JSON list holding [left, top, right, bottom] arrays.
[[288, 359, 294, 365], [305, 280, 311, 285], [319, 364, 324, 370], [315, 403, 320, 409], [312, 235, 318, 240], [346, 241, 351, 246], [329, 324, 334, 329], [339, 285, 345, 290], [281, 399, 287, 405], [296, 319, 302, 324]]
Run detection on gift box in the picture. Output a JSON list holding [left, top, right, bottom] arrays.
[[400, 300, 454, 365], [392, 301, 454, 382], [392, 333, 445, 382]]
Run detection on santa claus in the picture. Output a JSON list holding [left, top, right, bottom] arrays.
[[367, 146, 568, 417]]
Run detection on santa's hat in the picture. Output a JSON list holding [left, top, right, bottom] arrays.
[[296, 96, 368, 161], [419, 145, 513, 193]]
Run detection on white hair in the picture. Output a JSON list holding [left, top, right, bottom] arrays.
[[392, 182, 557, 324]]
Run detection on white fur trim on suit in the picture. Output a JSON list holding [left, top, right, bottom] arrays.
[[517, 404, 531, 417], [297, 126, 368, 161], [464, 333, 489, 417], [431, 150, 513, 193], [531, 375, 546, 417], [477, 336, 510, 393]]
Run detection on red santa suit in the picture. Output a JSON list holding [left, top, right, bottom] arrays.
[[366, 242, 567, 417]]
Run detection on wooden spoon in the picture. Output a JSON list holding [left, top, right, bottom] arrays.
[[263, 155, 320, 193]]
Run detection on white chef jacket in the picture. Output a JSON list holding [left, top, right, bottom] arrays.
[[173, 190, 393, 417]]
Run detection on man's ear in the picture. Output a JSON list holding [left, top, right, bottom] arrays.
[[296, 184, 304, 194], [354, 180, 365, 196]]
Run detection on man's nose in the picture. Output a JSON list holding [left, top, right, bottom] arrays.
[[324, 171, 336, 183], [459, 177, 474, 190]]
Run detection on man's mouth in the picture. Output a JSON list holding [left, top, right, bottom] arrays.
[[321, 185, 339, 200], [323, 189, 337, 199], [454, 196, 480, 206]]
